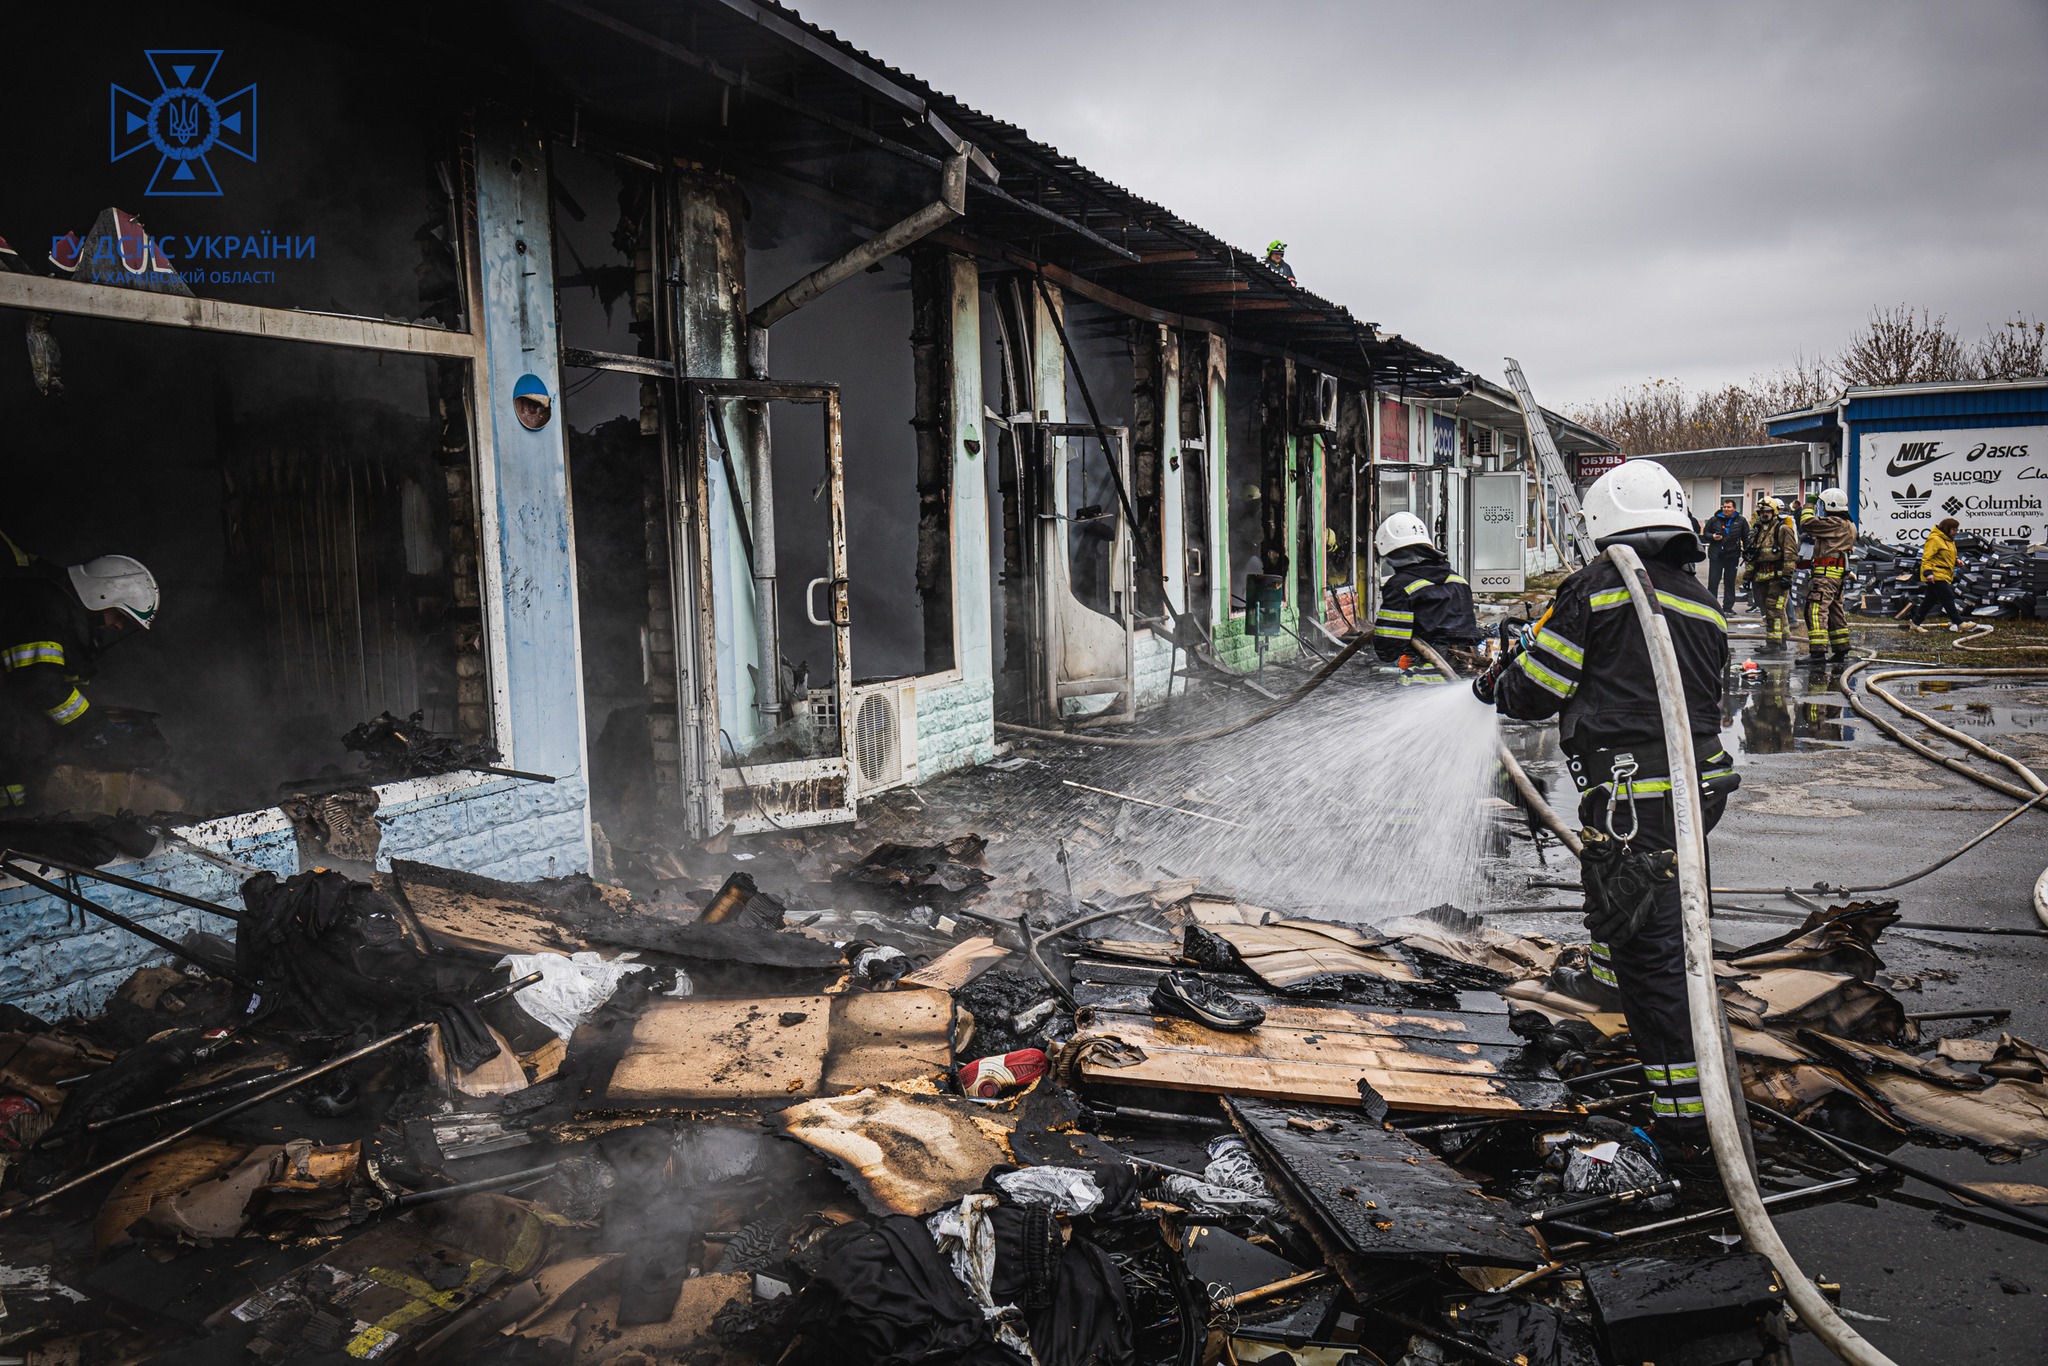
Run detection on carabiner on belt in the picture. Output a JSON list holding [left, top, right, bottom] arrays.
[[1605, 752, 1641, 843]]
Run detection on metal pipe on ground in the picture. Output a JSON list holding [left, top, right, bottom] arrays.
[[2, 852, 250, 922], [1755, 1104, 2048, 1236], [1542, 1175, 1873, 1257], [394, 1162, 562, 1207], [0, 973, 543, 1221], [1606, 542, 1895, 1366], [0, 856, 251, 987]]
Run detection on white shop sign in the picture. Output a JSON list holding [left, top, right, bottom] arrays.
[[1860, 426, 2048, 548]]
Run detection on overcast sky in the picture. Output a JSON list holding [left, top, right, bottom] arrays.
[[793, 0, 2048, 406]]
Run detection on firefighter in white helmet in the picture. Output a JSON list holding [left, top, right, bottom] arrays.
[[0, 537, 158, 808], [1369, 512, 1481, 667], [1472, 462, 1737, 1162], [1799, 486, 1856, 663]]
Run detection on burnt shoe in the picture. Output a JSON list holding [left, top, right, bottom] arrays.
[[1182, 923, 1239, 971], [1151, 971, 1265, 1032]]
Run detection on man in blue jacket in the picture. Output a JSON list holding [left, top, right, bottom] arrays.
[[1702, 498, 1748, 613]]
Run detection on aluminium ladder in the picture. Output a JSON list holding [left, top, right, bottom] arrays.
[[1502, 358, 1595, 569]]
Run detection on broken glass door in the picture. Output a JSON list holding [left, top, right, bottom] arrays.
[[1026, 420, 1137, 726], [678, 380, 854, 834]]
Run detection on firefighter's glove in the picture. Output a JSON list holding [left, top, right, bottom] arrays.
[[1577, 828, 1675, 948], [1471, 638, 1523, 707]]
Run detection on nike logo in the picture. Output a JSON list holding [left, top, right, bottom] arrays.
[[1885, 441, 1947, 478]]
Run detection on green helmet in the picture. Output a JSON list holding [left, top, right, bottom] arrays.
[[1267, 240, 1287, 255]]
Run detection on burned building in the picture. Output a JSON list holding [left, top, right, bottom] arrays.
[[0, 0, 1609, 1013]]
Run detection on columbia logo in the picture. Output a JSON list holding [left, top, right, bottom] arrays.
[[1893, 483, 1931, 507], [1942, 495, 1965, 515]]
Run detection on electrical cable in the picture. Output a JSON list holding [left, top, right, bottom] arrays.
[[1606, 542, 1896, 1366]]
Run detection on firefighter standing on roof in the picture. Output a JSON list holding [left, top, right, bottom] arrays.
[[1744, 496, 1799, 649], [1800, 487, 1856, 663], [0, 532, 159, 809], [1472, 463, 1738, 1159], [1369, 512, 1482, 668]]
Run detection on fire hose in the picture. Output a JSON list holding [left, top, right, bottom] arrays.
[[1832, 658, 2048, 929], [1605, 543, 1896, 1366]]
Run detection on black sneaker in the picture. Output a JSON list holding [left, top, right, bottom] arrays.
[[1182, 923, 1239, 971], [1150, 971, 1266, 1032]]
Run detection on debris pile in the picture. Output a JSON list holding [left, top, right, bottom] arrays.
[[1841, 535, 2047, 620], [0, 826, 2042, 1366]]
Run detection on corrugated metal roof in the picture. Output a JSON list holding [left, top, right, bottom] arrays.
[[1844, 381, 2048, 423], [1632, 445, 1807, 479], [513, 0, 1474, 388]]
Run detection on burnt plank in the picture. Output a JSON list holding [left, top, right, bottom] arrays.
[[1226, 1097, 1544, 1268]]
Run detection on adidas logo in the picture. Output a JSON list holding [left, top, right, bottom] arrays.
[[1892, 483, 1931, 508]]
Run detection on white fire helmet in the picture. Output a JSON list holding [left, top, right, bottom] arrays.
[[67, 555, 159, 629], [1581, 461, 1692, 544], [1756, 495, 1780, 515], [1374, 511, 1433, 557], [1818, 487, 1849, 514]]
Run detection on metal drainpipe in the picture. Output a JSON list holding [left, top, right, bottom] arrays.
[[1605, 543, 1896, 1366], [740, 151, 971, 717]]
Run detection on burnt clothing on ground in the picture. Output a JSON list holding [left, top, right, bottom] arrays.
[[1495, 554, 1728, 749], [0, 560, 104, 805], [236, 869, 495, 1063], [1371, 546, 1481, 662]]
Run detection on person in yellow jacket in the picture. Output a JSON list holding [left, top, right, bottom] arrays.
[[1908, 517, 1967, 632], [1743, 497, 1800, 649], [1799, 487, 1856, 662]]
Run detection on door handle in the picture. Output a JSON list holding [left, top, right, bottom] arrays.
[[806, 577, 851, 627]]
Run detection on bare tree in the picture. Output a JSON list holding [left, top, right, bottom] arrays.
[[1834, 304, 1968, 386], [1568, 305, 2040, 456], [1972, 314, 2048, 380], [1565, 360, 1835, 457]]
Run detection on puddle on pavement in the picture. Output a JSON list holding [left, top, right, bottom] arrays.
[[1725, 653, 1860, 755]]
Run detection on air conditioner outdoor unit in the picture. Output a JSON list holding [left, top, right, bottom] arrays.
[[1300, 371, 1339, 432], [847, 680, 919, 797]]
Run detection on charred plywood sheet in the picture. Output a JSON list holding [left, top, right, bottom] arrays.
[[1226, 1098, 1543, 1269], [395, 878, 582, 956], [609, 996, 833, 1101], [604, 992, 951, 1102], [1207, 920, 1423, 989], [1070, 1008, 1566, 1115], [900, 936, 1010, 991], [775, 1088, 1014, 1217]]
